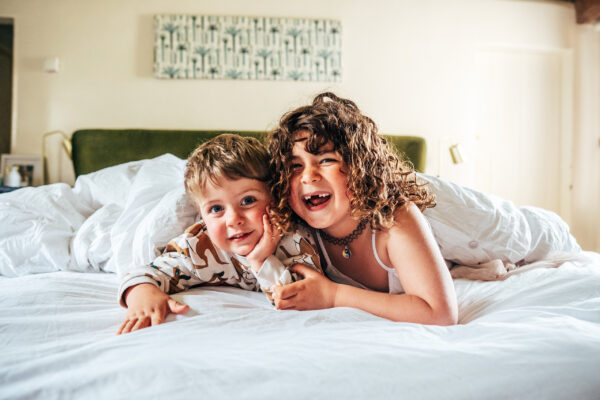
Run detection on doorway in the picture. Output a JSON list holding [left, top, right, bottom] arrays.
[[472, 48, 572, 224], [0, 18, 13, 156]]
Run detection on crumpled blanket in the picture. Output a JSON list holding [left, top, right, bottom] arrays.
[[0, 154, 582, 278]]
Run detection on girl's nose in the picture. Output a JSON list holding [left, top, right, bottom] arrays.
[[301, 165, 320, 184]]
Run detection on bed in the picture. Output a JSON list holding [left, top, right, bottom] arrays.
[[1, 129, 599, 400]]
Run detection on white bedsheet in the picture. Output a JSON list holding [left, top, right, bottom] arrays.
[[1, 254, 600, 399]]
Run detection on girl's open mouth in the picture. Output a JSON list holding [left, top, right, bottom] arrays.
[[303, 193, 331, 209]]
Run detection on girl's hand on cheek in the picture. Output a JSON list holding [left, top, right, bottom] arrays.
[[272, 264, 337, 311]]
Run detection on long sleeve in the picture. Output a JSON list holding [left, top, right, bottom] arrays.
[[118, 222, 259, 306]]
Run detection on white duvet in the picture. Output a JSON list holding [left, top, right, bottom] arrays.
[[0, 153, 581, 278], [0, 154, 598, 399]]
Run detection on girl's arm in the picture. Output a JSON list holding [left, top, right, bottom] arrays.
[[273, 203, 458, 325]]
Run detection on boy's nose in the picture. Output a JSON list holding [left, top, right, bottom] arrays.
[[226, 209, 244, 226]]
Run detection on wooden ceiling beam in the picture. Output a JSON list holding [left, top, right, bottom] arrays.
[[574, 0, 600, 24]]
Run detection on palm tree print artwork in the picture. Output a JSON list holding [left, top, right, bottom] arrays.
[[154, 14, 341, 81]]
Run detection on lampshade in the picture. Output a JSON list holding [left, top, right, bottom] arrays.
[[42, 130, 72, 184]]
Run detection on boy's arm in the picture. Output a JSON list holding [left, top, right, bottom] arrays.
[[117, 223, 217, 334], [118, 222, 221, 306], [117, 283, 189, 335]]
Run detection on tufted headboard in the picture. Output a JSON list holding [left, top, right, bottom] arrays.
[[71, 129, 426, 177]]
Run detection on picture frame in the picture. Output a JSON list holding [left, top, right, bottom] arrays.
[[1, 154, 43, 187]]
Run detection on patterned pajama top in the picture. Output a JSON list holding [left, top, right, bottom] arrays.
[[119, 222, 323, 306]]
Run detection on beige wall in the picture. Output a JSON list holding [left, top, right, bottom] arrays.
[[1, 0, 598, 250], [572, 24, 600, 252]]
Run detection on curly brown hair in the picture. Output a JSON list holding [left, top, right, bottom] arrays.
[[267, 92, 435, 232]]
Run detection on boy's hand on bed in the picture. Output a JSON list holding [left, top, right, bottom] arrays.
[[272, 265, 337, 311], [246, 212, 280, 272], [117, 283, 189, 335]]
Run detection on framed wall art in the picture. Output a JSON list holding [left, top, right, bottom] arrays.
[[154, 14, 342, 82]]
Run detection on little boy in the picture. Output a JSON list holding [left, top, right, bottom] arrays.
[[117, 134, 322, 334]]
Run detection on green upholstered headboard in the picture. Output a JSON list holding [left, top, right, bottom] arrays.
[[71, 129, 426, 177]]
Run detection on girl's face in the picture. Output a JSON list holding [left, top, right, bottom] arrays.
[[289, 130, 353, 235]]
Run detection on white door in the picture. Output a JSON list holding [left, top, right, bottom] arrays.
[[472, 49, 572, 222]]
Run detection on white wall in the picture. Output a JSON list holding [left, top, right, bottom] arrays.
[[1, 0, 598, 250]]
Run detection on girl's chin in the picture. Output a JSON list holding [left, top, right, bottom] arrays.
[[298, 214, 333, 229]]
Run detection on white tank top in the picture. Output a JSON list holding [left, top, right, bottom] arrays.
[[315, 231, 405, 294]]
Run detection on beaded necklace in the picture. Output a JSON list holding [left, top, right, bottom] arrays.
[[319, 219, 369, 259]]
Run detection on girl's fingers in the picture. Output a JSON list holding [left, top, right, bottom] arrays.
[[278, 282, 301, 299], [290, 264, 316, 278], [276, 298, 297, 310]]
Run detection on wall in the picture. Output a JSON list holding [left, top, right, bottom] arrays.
[[1, 0, 598, 250], [572, 24, 600, 252]]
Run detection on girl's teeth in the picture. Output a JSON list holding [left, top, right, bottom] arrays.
[[304, 194, 329, 200]]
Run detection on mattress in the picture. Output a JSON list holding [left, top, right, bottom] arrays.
[[1, 257, 599, 399]]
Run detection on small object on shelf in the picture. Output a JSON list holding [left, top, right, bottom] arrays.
[[6, 166, 21, 187]]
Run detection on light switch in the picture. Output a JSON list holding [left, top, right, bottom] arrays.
[[43, 57, 60, 73]]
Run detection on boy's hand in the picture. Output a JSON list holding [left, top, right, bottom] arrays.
[[117, 283, 189, 335], [272, 264, 338, 310], [246, 211, 281, 272]]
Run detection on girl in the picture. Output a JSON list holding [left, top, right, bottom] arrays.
[[267, 92, 458, 325]]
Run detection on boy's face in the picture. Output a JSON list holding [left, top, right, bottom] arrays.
[[195, 176, 271, 256]]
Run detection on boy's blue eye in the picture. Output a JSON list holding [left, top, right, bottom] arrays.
[[209, 205, 223, 214], [241, 196, 256, 206]]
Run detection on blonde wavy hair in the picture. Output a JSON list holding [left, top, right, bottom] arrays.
[[267, 92, 435, 232], [184, 134, 270, 199]]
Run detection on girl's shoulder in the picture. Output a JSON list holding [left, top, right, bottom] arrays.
[[376, 202, 438, 269], [391, 202, 426, 232], [372, 202, 425, 268], [377, 202, 431, 246]]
